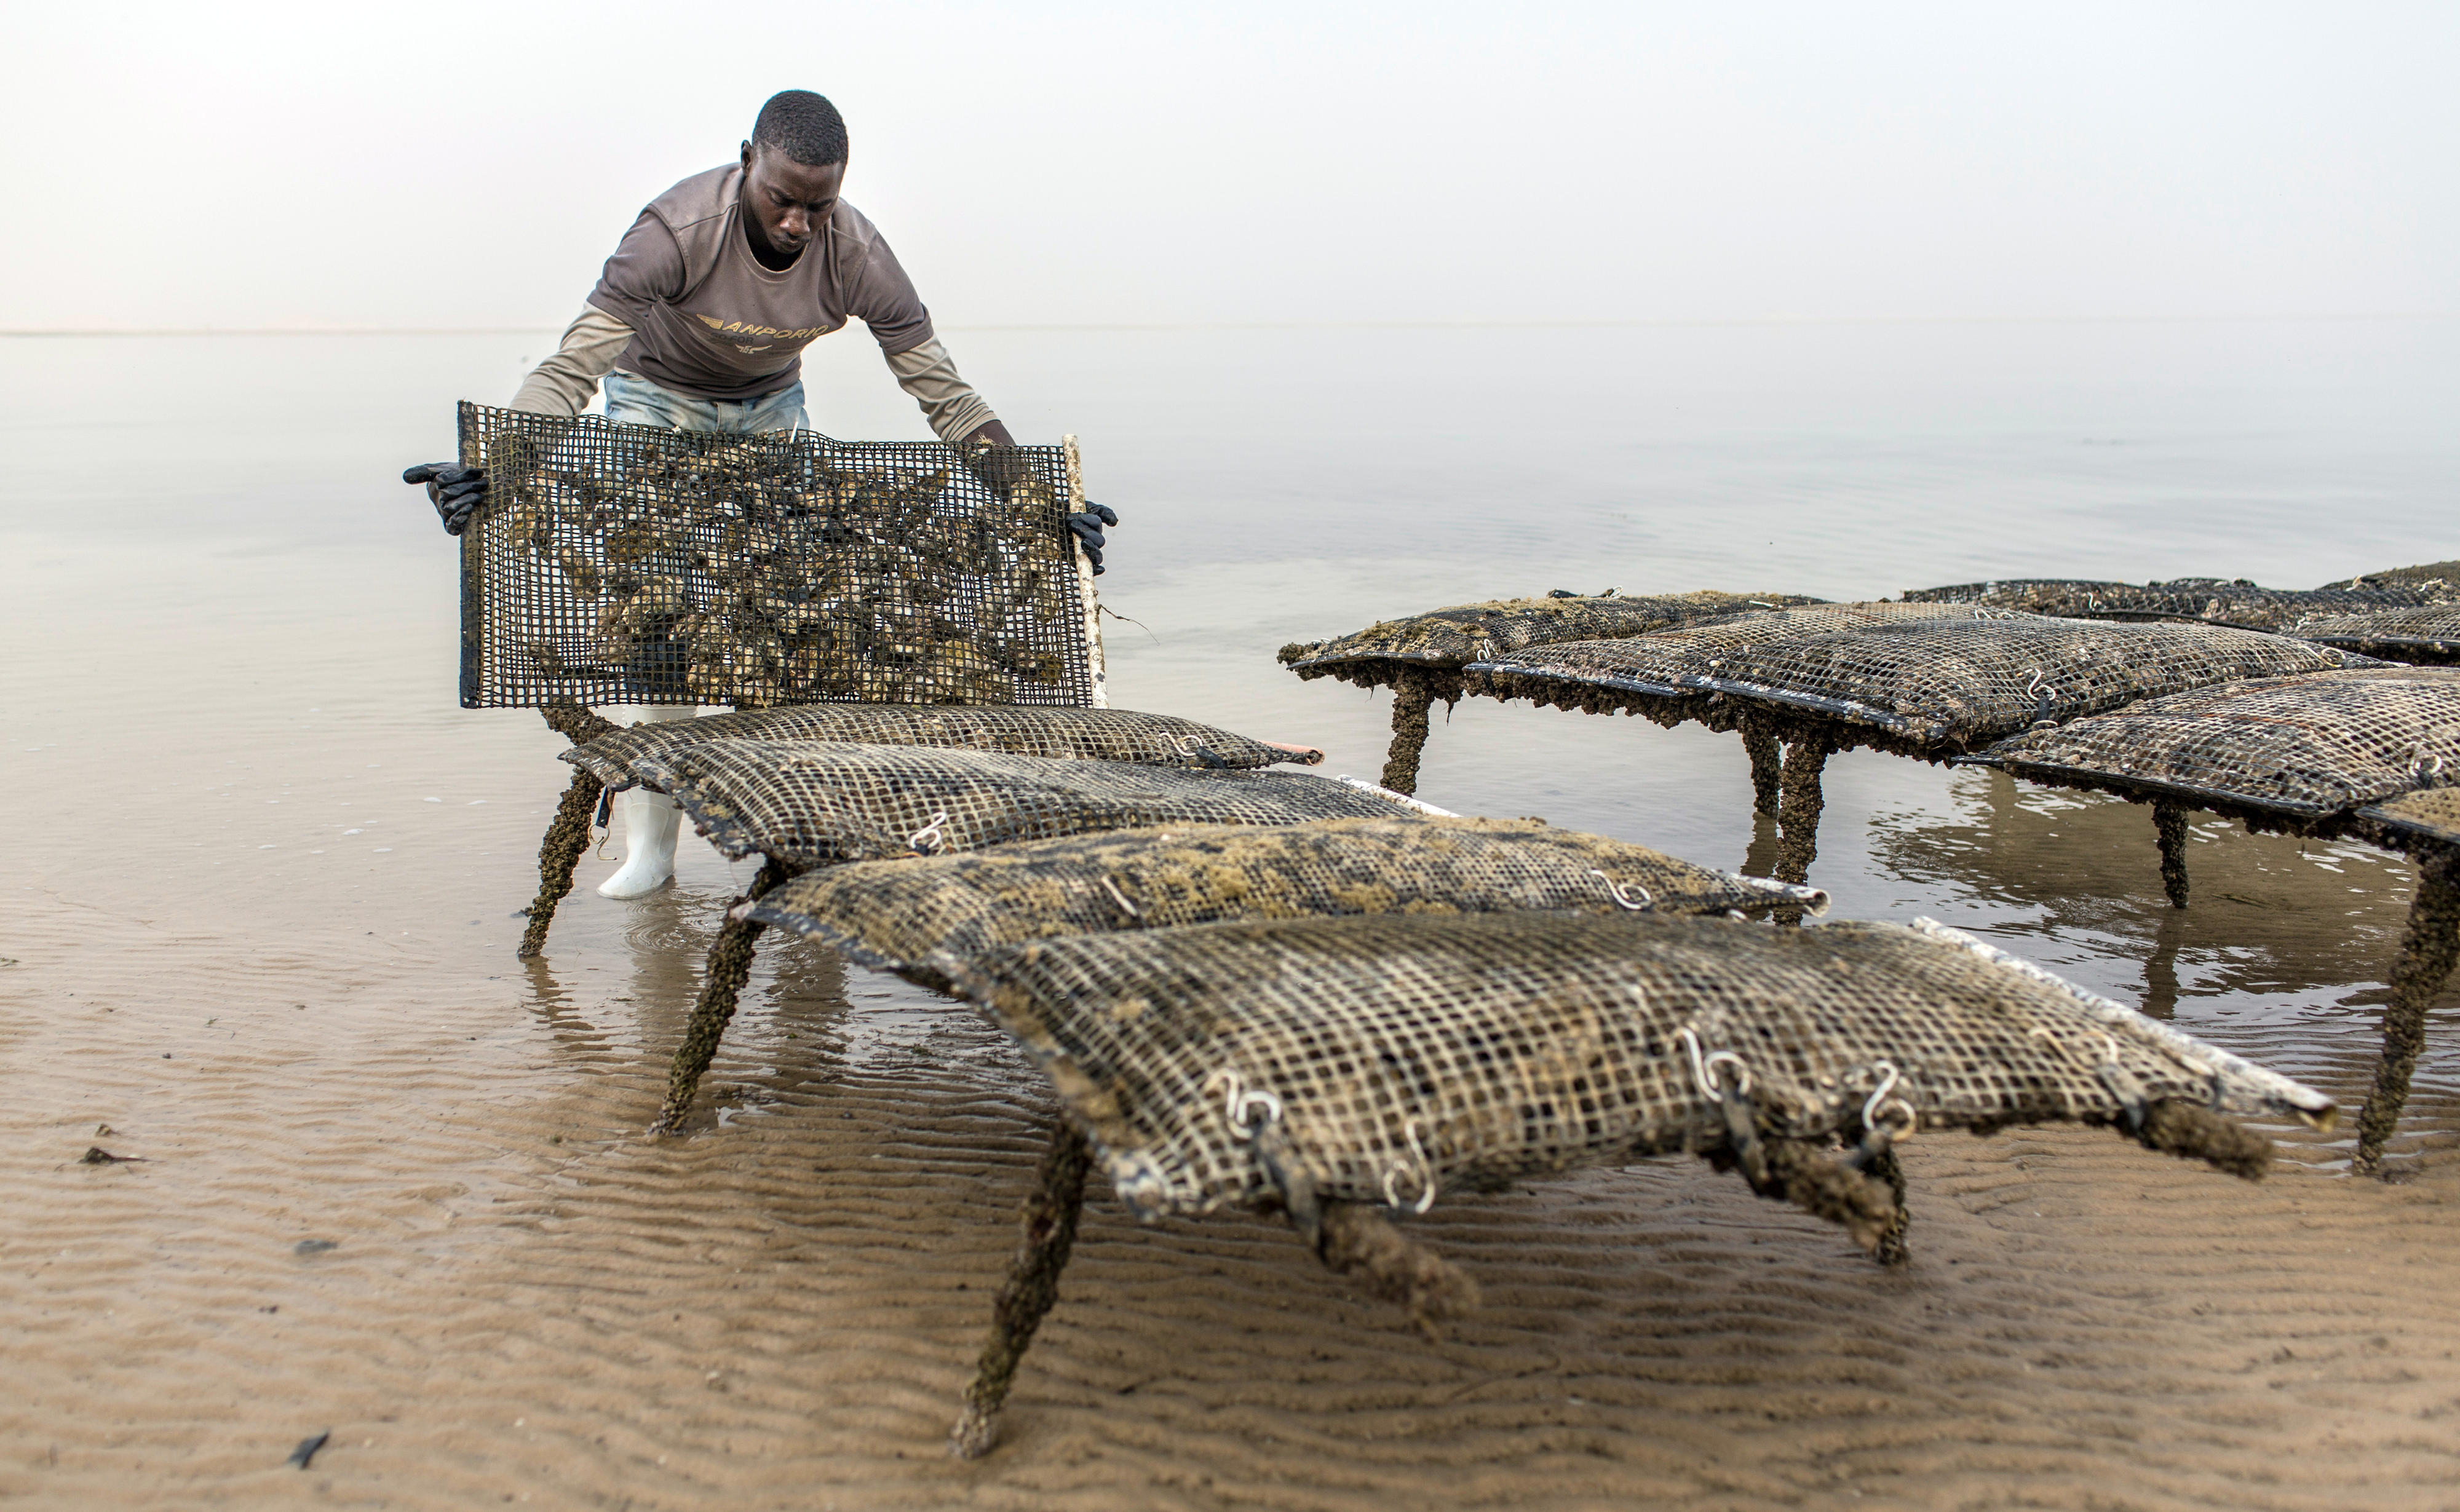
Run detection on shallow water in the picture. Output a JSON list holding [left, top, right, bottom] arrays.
[[4, 321, 2458, 1508]]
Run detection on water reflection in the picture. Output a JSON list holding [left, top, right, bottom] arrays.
[[1870, 767, 2460, 1165], [1739, 809, 1784, 881], [2141, 909, 2187, 1021], [1874, 767, 2416, 1003]]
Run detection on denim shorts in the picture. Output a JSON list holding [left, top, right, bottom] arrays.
[[603, 370, 809, 435]]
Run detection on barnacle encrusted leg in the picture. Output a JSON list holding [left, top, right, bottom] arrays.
[[539, 702, 622, 747], [2356, 851, 2460, 1176], [1313, 1202, 1480, 1339], [1760, 1138, 1899, 1251], [1741, 718, 1784, 817], [2153, 802, 2192, 909], [2134, 1099, 2272, 1180], [518, 767, 603, 959], [515, 703, 625, 958], [1864, 1146, 1911, 1267], [1381, 670, 1437, 796], [1773, 732, 1839, 914], [950, 1117, 1093, 1460], [649, 859, 791, 1134]]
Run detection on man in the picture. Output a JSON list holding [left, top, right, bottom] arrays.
[[406, 89, 1114, 899]]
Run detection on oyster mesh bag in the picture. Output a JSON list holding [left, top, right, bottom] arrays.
[[2291, 606, 2460, 665], [1900, 577, 2450, 631], [740, 815, 1831, 971], [947, 912, 2333, 1221], [1277, 590, 1824, 689], [454, 402, 1095, 708], [2360, 786, 2460, 852], [1467, 606, 2371, 748], [1980, 667, 2460, 817], [640, 738, 1417, 868], [2323, 560, 2460, 593], [566, 705, 1318, 791]]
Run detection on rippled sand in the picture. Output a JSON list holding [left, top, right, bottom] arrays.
[[6, 328, 2458, 1508]]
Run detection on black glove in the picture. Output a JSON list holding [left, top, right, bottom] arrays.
[[1066, 501, 1117, 576], [403, 462, 488, 536]]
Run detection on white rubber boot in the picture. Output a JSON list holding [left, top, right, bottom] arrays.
[[598, 788, 685, 898]]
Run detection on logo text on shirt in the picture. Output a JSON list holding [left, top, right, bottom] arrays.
[[696, 314, 831, 341]]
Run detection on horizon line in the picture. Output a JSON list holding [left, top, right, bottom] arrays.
[[1, 311, 2453, 339]]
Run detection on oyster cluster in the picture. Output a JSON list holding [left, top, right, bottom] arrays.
[[487, 430, 1081, 706]]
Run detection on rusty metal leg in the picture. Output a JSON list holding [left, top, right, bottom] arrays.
[[648, 859, 790, 1135], [950, 1118, 1093, 1460], [2355, 852, 2460, 1176], [2154, 803, 2191, 909], [517, 768, 603, 959], [1380, 671, 1437, 796]]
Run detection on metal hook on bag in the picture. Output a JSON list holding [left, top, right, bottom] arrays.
[[1381, 1119, 1439, 1215], [1858, 1059, 1918, 1145], [1590, 869, 1653, 911], [591, 781, 628, 859], [907, 810, 949, 855], [1204, 1068, 1283, 1136], [1678, 1027, 1750, 1102], [2025, 668, 2055, 727], [2089, 1033, 2152, 1131], [1860, 1060, 1901, 1128]]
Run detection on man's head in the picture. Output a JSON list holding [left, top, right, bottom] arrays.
[[738, 91, 849, 263]]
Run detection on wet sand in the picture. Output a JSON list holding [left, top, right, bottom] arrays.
[[6, 327, 2459, 1508]]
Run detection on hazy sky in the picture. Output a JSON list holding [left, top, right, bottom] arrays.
[[11, 2, 2454, 331]]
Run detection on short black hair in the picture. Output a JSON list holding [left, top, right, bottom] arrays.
[[752, 90, 848, 167]]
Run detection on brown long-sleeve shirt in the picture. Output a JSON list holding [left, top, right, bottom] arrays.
[[510, 163, 999, 443]]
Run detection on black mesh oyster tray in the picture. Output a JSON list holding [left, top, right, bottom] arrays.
[[1465, 605, 2373, 750], [945, 912, 2335, 1222], [636, 739, 1424, 869], [454, 403, 1098, 709], [738, 815, 1831, 972], [1279, 589, 1825, 689], [564, 704, 1320, 791], [1899, 575, 2454, 631], [1978, 667, 2460, 819]]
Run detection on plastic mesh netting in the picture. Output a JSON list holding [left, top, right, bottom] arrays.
[[639, 738, 1419, 868], [2359, 786, 2460, 852], [1900, 577, 2450, 631], [564, 705, 1317, 791], [2290, 606, 2460, 665], [740, 816, 1831, 972], [454, 402, 1096, 708], [1465, 605, 2369, 749], [946, 912, 2333, 1222], [2322, 560, 2460, 593], [1979, 668, 2460, 818], [1277, 590, 1825, 689]]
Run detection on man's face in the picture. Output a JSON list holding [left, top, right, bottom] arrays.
[[737, 143, 845, 261]]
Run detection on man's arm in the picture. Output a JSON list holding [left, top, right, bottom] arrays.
[[510, 307, 636, 416], [883, 337, 1008, 446]]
